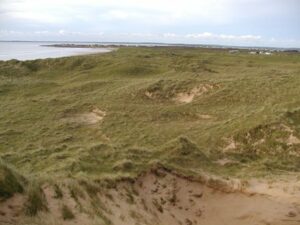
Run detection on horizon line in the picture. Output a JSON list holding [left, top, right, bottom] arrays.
[[0, 40, 299, 50]]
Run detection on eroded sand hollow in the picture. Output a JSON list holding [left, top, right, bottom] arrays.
[[103, 169, 300, 225], [1, 167, 300, 225]]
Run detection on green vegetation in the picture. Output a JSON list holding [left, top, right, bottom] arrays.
[[0, 47, 300, 186], [25, 182, 48, 216], [0, 159, 24, 199], [53, 184, 63, 199]]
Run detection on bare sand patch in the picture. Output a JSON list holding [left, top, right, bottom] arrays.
[[215, 158, 239, 166], [198, 114, 214, 119], [223, 138, 237, 152], [144, 91, 154, 99], [144, 82, 218, 103], [63, 107, 106, 125], [175, 84, 215, 103], [253, 138, 265, 146], [287, 134, 300, 145], [0, 194, 24, 225]]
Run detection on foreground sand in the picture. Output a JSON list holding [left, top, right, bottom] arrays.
[[1, 166, 300, 225]]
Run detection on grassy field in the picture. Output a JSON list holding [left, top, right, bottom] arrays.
[[0, 47, 300, 187]]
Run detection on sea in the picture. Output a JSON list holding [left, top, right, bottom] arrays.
[[0, 41, 112, 61], [0, 41, 296, 61]]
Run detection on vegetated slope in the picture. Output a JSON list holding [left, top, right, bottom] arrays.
[[0, 47, 300, 224]]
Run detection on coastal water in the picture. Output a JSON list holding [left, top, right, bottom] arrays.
[[1, 41, 291, 61], [0, 41, 112, 61]]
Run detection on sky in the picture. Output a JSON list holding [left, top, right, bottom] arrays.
[[0, 0, 299, 47]]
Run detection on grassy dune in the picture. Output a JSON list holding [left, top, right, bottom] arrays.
[[0, 47, 300, 185]]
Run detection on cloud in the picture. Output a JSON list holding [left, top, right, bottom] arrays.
[[0, 0, 299, 47], [6, 11, 65, 24], [0, 0, 236, 25], [185, 33, 261, 41], [185, 32, 214, 38], [1, 0, 299, 26], [58, 29, 66, 35], [0, 29, 104, 40], [163, 33, 178, 38]]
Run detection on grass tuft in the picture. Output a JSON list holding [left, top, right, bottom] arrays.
[[61, 204, 75, 220], [53, 184, 63, 199], [0, 160, 24, 199], [25, 182, 48, 216]]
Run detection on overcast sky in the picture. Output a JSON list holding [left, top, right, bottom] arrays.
[[0, 0, 299, 47]]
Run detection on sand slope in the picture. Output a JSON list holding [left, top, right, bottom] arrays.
[[2, 167, 299, 225]]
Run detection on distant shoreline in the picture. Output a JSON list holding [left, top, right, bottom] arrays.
[[42, 43, 300, 52], [1, 40, 299, 51], [0, 42, 114, 61], [41, 43, 118, 48]]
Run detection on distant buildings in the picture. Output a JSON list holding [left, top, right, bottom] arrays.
[[229, 50, 273, 55], [248, 51, 272, 55], [249, 51, 259, 55], [226, 48, 299, 55], [229, 50, 239, 54]]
